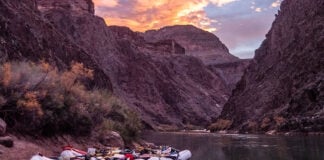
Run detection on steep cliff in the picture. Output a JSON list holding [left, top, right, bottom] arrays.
[[208, 59, 250, 91], [36, 0, 230, 129], [0, 0, 111, 89], [144, 25, 239, 65], [214, 0, 324, 133]]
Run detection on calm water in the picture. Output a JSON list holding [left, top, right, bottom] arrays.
[[142, 132, 324, 160]]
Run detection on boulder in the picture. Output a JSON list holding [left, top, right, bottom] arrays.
[[0, 136, 13, 148], [99, 131, 124, 148], [0, 118, 6, 136]]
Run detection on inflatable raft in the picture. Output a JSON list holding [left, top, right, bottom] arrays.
[[30, 146, 192, 160]]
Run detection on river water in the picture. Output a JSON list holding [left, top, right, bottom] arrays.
[[142, 132, 324, 160]]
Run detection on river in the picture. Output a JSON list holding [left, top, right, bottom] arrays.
[[141, 132, 324, 160]]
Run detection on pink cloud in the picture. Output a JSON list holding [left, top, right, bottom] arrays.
[[93, 0, 236, 32]]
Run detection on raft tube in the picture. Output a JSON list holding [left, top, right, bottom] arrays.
[[30, 155, 54, 160], [178, 150, 192, 160]]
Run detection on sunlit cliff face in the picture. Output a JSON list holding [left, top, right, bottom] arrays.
[[93, 0, 282, 58]]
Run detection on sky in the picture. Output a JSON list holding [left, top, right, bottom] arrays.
[[93, 0, 282, 59]]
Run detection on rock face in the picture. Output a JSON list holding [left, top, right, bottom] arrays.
[[37, 0, 94, 14], [216, 0, 324, 133], [142, 25, 250, 93], [108, 26, 185, 55], [35, 0, 230, 129], [144, 25, 239, 65], [0, 0, 111, 89], [208, 59, 250, 91]]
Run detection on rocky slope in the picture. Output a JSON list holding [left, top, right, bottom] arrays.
[[213, 0, 324, 133], [36, 0, 232, 129], [144, 25, 239, 65]]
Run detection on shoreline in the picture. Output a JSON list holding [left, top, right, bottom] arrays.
[[142, 130, 324, 137]]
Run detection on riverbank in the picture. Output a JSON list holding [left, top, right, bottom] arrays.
[[0, 132, 126, 160]]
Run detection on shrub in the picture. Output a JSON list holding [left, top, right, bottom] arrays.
[[274, 116, 286, 127], [0, 61, 142, 140], [246, 121, 258, 132], [208, 119, 232, 132], [97, 100, 142, 143], [260, 117, 271, 129]]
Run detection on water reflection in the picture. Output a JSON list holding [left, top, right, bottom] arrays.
[[142, 132, 324, 160]]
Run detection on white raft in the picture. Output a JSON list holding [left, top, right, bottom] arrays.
[[30, 155, 54, 160], [137, 150, 192, 160], [178, 150, 192, 160]]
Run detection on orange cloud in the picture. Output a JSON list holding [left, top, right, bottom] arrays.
[[255, 7, 262, 12], [93, 0, 118, 8], [93, 0, 236, 32], [271, 0, 282, 8]]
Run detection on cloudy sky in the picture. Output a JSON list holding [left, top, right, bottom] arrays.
[[93, 0, 282, 59]]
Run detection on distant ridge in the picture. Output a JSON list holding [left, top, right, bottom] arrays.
[[143, 25, 239, 65]]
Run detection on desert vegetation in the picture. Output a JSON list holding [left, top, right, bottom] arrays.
[[0, 61, 141, 141], [208, 119, 232, 132]]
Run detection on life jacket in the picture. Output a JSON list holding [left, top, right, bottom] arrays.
[[124, 153, 134, 160], [62, 145, 87, 155]]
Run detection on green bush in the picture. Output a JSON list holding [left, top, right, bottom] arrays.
[[0, 61, 142, 140]]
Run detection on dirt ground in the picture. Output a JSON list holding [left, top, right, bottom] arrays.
[[0, 135, 107, 159]]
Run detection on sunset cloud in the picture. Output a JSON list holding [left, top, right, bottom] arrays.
[[94, 0, 236, 32], [94, 0, 282, 58], [255, 7, 262, 12], [210, 0, 238, 7], [93, 0, 118, 8], [271, 0, 282, 8]]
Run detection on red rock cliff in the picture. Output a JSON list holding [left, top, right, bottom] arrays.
[[0, 0, 111, 89], [215, 0, 324, 133], [35, 0, 231, 129]]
